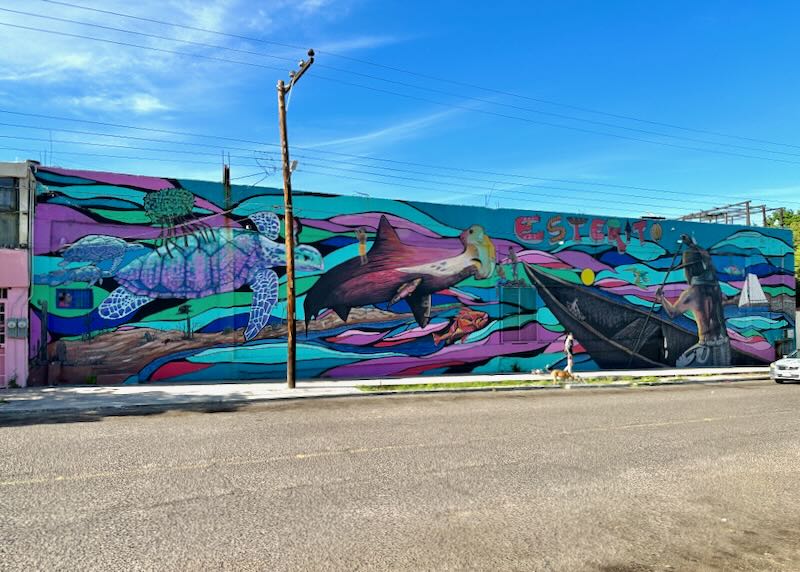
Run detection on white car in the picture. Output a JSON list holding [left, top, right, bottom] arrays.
[[770, 350, 800, 383]]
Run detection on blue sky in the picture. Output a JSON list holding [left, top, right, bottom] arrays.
[[1, 0, 800, 218]]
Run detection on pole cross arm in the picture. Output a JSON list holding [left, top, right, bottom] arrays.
[[284, 49, 315, 94]]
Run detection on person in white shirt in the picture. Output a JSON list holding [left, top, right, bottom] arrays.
[[564, 332, 575, 374]]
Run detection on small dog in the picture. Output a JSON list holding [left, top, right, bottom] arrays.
[[550, 369, 575, 383]]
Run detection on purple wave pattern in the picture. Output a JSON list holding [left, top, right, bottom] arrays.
[[40, 167, 175, 191], [326, 322, 560, 378]]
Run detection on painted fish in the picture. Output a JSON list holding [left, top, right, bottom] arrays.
[[432, 308, 490, 345], [304, 215, 496, 328]]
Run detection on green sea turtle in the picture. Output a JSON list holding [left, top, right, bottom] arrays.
[[60, 235, 147, 274], [35, 264, 105, 287], [97, 212, 324, 340]]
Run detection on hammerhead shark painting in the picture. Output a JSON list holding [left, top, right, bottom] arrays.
[[304, 215, 496, 328]]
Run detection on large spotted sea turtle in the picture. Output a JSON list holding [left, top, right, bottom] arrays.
[[97, 212, 323, 340]]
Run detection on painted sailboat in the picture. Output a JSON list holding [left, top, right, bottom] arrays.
[[738, 273, 769, 307]]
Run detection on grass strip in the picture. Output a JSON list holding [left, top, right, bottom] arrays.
[[357, 376, 648, 392], [355, 373, 763, 393]]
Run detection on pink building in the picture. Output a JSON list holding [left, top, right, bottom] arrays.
[[0, 162, 33, 388]]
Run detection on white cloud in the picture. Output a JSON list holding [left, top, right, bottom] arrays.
[[0, 0, 414, 180], [298, 0, 333, 14], [302, 107, 467, 149], [0, 53, 95, 82], [66, 93, 170, 114], [245, 8, 274, 31], [129, 94, 170, 114], [316, 35, 402, 53]]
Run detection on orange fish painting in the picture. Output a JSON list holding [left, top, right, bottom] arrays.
[[433, 308, 490, 345]]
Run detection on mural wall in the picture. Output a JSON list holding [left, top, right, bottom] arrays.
[[30, 166, 796, 384]]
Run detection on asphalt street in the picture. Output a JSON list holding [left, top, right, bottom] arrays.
[[2, 380, 800, 571]]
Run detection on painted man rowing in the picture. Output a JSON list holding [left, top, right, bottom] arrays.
[[655, 234, 732, 367]]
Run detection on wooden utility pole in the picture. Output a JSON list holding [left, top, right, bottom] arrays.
[[277, 49, 315, 389], [223, 162, 231, 216]]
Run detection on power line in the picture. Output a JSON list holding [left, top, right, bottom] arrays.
[[7, 122, 677, 206], [0, 109, 766, 200], [0, 126, 763, 210], [23, 148, 605, 213], [4, 19, 800, 167], [0, 129, 694, 210], [37, 0, 800, 151], [283, 151, 800, 208], [0, 7, 298, 66], [2, 141, 766, 216], [0, 143, 262, 170], [291, 163, 694, 213], [292, 168, 690, 215], [0, 129, 696, 212], [3, 111, 800, 208], [289, 159, 715, 209], [6, 7, 800, 160], [0, 109, 281, 151], [0, 20, 288, 74], [38, 0, 310, 53]]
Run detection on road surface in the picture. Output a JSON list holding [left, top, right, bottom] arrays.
[[2, 381, 799, 571]]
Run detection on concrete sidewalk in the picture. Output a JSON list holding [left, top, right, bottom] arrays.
[[0, 367, 770, 420]]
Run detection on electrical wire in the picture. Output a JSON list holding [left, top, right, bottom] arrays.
[[0, 129, 752, 210], [3, 108, 798, 209], [26, 141, 686, 213], [0, 143, 263, 170], [26, 150, 770, 219], [4, 119, 799, 212], [292, 167, 684, 216], [3, 19, 800, 166], [289, 159, 711, 208], [0, 20, 288, 74], [4, 6, 799, 159], [292, 163, 694, 213], [36, 0, 800, 152]]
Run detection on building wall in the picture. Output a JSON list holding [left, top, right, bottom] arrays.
[[0, 250, 29, 387], [0, 161, 34, 388], [30, 166, 796, 384]]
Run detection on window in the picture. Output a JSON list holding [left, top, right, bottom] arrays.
[[500, 286, 538, 343], [56, 288, 94, 309], [0, 177, 18, 248]]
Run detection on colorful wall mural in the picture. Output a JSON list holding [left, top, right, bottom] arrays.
[[30, 166, 796, 384]]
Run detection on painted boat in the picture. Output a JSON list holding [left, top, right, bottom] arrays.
[[522, 262, 761, 369]]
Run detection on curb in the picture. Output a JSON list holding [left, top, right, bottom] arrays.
[[355, 374, 771, 397], [0, 375, 773, 424], [0, 392, 362, 424]]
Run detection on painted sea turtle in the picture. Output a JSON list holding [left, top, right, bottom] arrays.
[[34, 264, 105, 287], [97, 211, 324, 340], [61, 235, 147, 274]]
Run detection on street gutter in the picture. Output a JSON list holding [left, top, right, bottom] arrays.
[[0, 374, 772, 424]]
